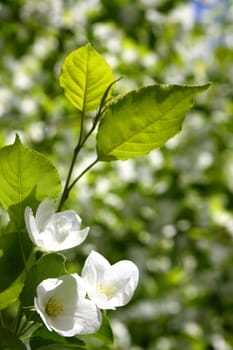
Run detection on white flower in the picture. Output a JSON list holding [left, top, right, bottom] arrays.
[[24, 198, 89, 251], [34, 274, 102, 337], [81, 251, 139, 310]]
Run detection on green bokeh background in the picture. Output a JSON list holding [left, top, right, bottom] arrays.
[[1, 0, 233, 349]]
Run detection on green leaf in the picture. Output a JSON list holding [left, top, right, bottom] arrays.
[[0, 232, 34, 310], [0, 135, 61, 230], [0, 327, 27, 349], [59, 43, 115, 113], [91, 312, 113, 345], [20, 253, 66, 308], [30, 326, 86, 350], [96, 83, 211, 161], [0, 270, 25, 310], [0, 233, 27, 293]]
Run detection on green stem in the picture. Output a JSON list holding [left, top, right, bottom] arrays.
[[0, 311, 4, 328], [20, 322, 35, 338], [14, 303, 23, 336], [57, 108, 85, 212], [57, 110, 102, 212], [68, 158, 99, 193], [57, 158, 99, 211], [56, 79, 114, 212], [18, 230, 27, 273], [57, 145, 79, 211], [15, 231, 27, 334], [18, 316, 35, 337]]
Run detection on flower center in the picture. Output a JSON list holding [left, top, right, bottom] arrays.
[[98, 283, 116, 299], [46, 298, 64, 316]]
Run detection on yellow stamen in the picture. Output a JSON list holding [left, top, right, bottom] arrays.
[[98, 283, 116, 299], [46, 298, 63, 316]]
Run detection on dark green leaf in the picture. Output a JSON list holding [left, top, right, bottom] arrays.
[[0, 232, 26, 293], [91, 312, 113, 345], [20, 253, 66, 308], [30, 325, 86, 350], [0, 327, 26, 349], [0, 233, 34, 310]]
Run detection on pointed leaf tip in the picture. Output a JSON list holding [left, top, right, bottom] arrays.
[[59, 43, 115, 113], [15, 133, 20, 142]]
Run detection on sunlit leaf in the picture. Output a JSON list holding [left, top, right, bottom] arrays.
[[59, 43, 115, 113], [0, 135, 61, 231], [96, 83, 211, 161]]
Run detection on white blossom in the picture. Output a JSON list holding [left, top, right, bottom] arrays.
[[24, 198, 89, 252], [81, 250, 139, 310], [34, 274, 102, 337]]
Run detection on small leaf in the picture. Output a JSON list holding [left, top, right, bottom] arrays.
[[0, 327, 27, 349], [0, 135, 61, 230], [96, 83, 211, 161], [30, 326, 86, 350], [59, 43, 115, 113], [21, 253, 66, 308]]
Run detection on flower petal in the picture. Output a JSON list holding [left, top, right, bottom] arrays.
[[31, 230, 57, 251], [35, 198, 55, 231], [34, 274, 101, 337], [48, 315, 77, 337], [87, 291, 111, 310], [43, 211, 89, 251], [34, 278, 64, 333], [104, 260, 139, 307], [73, 273, 87, 299], [24, 207, 40, 246], [49, 299, 101, 337], [72, 299, 102, 335], [50, 274, 78, 305], [34, 296, 53, 332], [82, 250, 111, 291]]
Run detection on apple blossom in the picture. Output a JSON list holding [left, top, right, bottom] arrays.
[[34, 274, 102, 336], [24, 198, 89, 251], [81, 250, 139, 310]]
